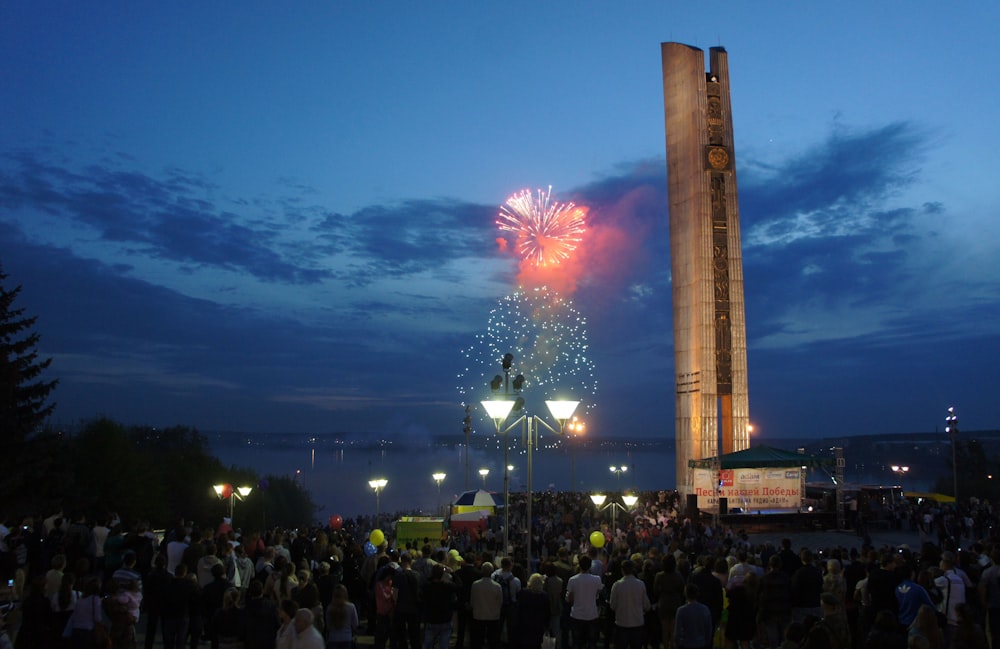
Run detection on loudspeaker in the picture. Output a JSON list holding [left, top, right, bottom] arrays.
[[719, 497, 728, 516], [686, 494, 698, 515]]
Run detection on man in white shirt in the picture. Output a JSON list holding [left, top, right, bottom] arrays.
[[294, 608, 324, 649], [566, 556, 604, 649], [610, 559, 651, 649], [471, 562, 502, 649], [935, 555, 966, 646]]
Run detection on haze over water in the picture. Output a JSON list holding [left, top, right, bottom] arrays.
[[209, 434, 934, 522]]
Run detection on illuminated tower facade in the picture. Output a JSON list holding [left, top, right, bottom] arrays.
[[661, 43, 750, 497]]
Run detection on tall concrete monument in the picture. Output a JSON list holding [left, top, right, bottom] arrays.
[[661, 43, 750, 497]]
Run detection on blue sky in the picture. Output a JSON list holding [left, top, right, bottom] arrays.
[[1, 2, 998, 443]]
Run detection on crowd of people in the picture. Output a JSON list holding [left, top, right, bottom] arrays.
[[0, 489, 997, 649]]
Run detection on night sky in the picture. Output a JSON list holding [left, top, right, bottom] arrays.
[[2, 3, 998, 444]]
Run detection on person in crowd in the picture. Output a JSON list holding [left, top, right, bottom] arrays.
[[516, 573, 552, 649], [977, 549, 1000, 649], [804, 592, 851, 649], [674, 584, 713, 649], [293, 608, 324, 649], [392, 552, 423, 649], [65, 576, 104, 649], [566, 555, 603, 649], [211, 587, 246, 649], [230, 545, 255, 605], [726, 571, 758, 649], [422, 564, 457, 649], [471, 562, 503, 649], [492, 557, 521, 648], [455, 551, 481, 649], [325, 584, 359, 649], [759, 555, 794, 649], [688, 556, 724, 632], [372, 557, 396, 649], [610, 559, 651, 649], [197, 544, 224, 590], [934, 556, 966, 647], [44, 554, 66, 600], [161, 564, 199, 649], [275, 599, 299, 649], [780, 623, 806, 649], [202, 562, 233, 647], [15, 576, 53, 648], [823, 560, 847, 606], [949, 603, 987, 649], [656, 554, 687, 649], [863, 610, 905, 649], [791, 550, 824, 625], [244, 580, 280, 649], [143, 554, 172, 649], [540, 561, 564, 647], [908, 605, 944, 649], [896, 565, 934, 629]]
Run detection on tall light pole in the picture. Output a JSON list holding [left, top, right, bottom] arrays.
[[590, 493, 639, 539], [481, 352, 578, 569], [369, 478, 388, 522], [482, 353, 525, 559], [463, 406, 472, 490], [946, 407, 959, 501], [213, 484, 252, 527], [478, 468, 490, 489], [610, 465, 628, 489], [566, 416, 585, 492], [432, 472, 446, 516], [525, 400, 579, 568]]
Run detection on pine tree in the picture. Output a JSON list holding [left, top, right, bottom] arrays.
[[0, 266, 58, 440]]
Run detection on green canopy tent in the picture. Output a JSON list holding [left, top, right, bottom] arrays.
[[687, 444, 832, 470]]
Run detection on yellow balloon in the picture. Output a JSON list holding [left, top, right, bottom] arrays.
[[370, 529, 385, 546], [589, 530, 605, 548]]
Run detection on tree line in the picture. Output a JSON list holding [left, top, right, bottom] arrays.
[[0, 265, 317, 531]]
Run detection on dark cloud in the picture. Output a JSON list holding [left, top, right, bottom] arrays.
[[0, 150, 328, 284], [1, 119, 996, 438]]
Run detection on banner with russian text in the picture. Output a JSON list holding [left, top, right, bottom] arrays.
[[693, 467, 801, 510]]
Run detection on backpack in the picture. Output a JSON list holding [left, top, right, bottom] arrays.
[[375, 578, 396, 616], [493, 572, 513, 606]]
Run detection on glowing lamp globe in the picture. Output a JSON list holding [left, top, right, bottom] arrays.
[[545, 400, 579, 423]]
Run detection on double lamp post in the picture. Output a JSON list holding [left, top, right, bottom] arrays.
[[481, 352, 579, 569]]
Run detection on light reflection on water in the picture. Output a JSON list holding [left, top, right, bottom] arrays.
[[211, 441, 677, 521], [211, 439, 935, 522]]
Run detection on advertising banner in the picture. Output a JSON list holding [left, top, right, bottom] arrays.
[[693, 466, 801, 510]]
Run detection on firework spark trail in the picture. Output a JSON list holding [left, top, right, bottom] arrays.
[[497, 186, 586, 267], [457, 286, 597, 413]]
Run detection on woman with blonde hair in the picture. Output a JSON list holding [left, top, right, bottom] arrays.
[[213, 587, 247, 649], [822, 559, 847, 606], [515, 573, 551, 649], [325, 584, 359, 649], [908, 604, 944, 649]]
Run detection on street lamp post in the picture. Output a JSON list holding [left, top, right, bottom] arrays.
[[369, 478, 388, 523], [482, 384, 580, 570], [566, 417, 585, 492], [478, 468, 490, 489], [523, 400, 578, 568], [213, 484, 252, 527], [610, 465, 628, 489], [432, 472, 446, 515], [590, 493, 639, 541], [946, 407, 959, 501]]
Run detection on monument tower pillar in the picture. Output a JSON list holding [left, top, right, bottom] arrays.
[[661, 43, 750, 499]]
